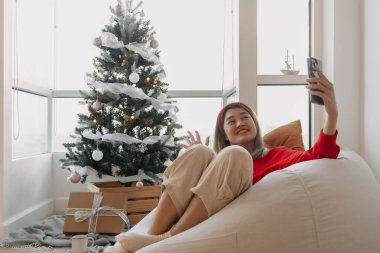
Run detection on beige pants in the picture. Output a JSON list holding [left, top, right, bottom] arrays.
[[162, 144, 253, 217]]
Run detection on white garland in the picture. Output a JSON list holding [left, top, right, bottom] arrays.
[[102, 133, 170, 145], [87, 77, 178, 122], [100, 32, 160, 64], [100, 32, 124, 49], [82, 129, 175, 146], [125, 42, 160, 64], [67, 165, 164, 184], [82, 129, 102, 140]]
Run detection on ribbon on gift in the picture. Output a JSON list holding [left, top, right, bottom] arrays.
[[69, 192, 130, 233]]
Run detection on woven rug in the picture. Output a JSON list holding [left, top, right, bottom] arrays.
[[0, 215, 120, 252]]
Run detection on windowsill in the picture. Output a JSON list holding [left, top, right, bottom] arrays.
[[12, 152, 52, 161]]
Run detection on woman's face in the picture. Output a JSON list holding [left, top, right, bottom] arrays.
[[223, 107, 257, 152]]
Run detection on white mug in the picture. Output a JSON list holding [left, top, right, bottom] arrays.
[[71, 234, 95, 253]]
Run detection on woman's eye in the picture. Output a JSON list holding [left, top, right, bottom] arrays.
[[228, 120, 235, 125]]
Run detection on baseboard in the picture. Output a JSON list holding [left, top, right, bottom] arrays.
[[1, 199, 55, 236]]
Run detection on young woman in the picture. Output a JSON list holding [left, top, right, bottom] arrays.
[[105, 68, 340, 253]]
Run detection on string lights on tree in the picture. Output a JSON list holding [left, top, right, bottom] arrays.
[[60, 0, 183, 185]]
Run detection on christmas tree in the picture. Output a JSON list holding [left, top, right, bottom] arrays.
[[60, 0, 182, 185]]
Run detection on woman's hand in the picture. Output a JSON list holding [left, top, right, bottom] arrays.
[[178, 130, 210, 149], [306, 67, 338, 135]]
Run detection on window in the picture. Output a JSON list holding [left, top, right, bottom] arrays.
[[12, 0, 54, 158], [55, 0, 111, 90], [52, 98, 89, 152], [258, 0, 309, 75], [174, 98, 222, 146], [13, 0, 311, 154], [257, 0, 310, 148], [12, 91, 49, 158], [257, 85, 309, 148], [54, 0, 230, 91], [17, 0, 54, 88], [143, 0, 229, 91], [52, 0, 231, 150]]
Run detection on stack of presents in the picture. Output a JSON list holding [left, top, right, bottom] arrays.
[[63, 181, 161, 234]]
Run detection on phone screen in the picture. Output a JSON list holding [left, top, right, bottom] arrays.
[[307, 57, 324, 105], [307, 57, 322, 78]]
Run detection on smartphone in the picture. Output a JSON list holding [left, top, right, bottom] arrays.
[[307, 57, 324, 105]]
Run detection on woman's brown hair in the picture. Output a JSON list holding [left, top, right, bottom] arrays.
[[213, 102, 267, 159]]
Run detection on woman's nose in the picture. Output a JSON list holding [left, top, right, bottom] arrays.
[[236, 120, 243, 127]]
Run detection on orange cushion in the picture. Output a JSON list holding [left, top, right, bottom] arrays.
[[263, 120, 305, 151]]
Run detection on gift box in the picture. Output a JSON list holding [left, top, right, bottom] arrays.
[[63, 191, 129, 234], [88, 181, 161, 225]]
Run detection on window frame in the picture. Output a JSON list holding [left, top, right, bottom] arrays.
[[10, 0, 314, 156]]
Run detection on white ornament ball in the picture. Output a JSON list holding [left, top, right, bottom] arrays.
[[150, 39, 159, 49], [136, 180, 144, 188], [157, 93, 167, 102], [92, 100, 102, 111], [129, 72, 140, 83], [69, 172, 81, 183], [93, 37, 102, 47], [92, 149, 103, 161]]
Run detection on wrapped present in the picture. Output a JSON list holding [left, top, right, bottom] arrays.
[[63, 191, 129, 234], [88, 181, 161, 225]]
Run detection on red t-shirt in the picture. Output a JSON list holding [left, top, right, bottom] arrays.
[[252, 130, 340, 184]]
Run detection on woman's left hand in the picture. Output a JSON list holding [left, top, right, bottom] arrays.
[[306, 67, 338, 135], [177, 130, 210, 149]]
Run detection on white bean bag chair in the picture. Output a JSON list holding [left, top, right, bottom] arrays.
[[129, 150, 380, 253]]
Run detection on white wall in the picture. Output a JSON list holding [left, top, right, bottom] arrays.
[[0, 0, 5, 239], [237, 0, 257, 110], [0, 0, 58, 236], [363, 0, 380, 182], [333, 0, 362, 153], [316, 0, 361, 153], [0, 0, 13, 238], [2, 155, 55, 235]]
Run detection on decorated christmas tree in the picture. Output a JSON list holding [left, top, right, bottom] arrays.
[[60, 0, 182, 185]]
